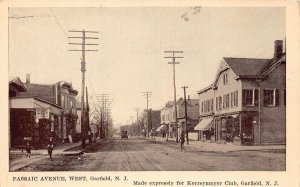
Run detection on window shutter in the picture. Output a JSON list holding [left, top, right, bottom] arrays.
[[263, 90, 267, 106], [275, 89, 279, 106], [242, 90, 245, 106], [236, 91, 238, 107], [254, 89, 259, 106], [230, 93, 233, 107]]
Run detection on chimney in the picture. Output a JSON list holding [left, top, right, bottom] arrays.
[[274, 40, 283, 59], [26, 74, 30, 84]]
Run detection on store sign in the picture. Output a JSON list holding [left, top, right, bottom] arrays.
[[36, 109, 50, 119]]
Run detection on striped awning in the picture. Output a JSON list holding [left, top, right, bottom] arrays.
[[194, 117, 214, 131]]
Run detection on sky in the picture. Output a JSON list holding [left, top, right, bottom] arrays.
[[8, 7, 285, 126]]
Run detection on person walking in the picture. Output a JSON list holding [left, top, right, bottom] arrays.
[[25, 141, 31, 158], [180, 133, 185, 152], [47, 137, 54, 161]]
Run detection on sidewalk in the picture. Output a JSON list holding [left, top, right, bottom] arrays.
[[152, 137, 286, 153], [9, 139, 104, 171], [9, 142, 82, 156]]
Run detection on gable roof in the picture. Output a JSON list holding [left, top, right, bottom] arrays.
[[9, 77, 27, 92], [224, 57, 270, 76], [257, 53, 286, 77], [18, 83, 55, 103], [178, 98, 199, 106]]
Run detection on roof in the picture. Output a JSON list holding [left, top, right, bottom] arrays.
[[11, 96, 62, 109], [224, 57, 270, 76], [18, 83, 55, 103], [197, 84, 213, 94], [9, 77, 27, 92], [57, 81, 78, 95], [178, 98, 199, 106], [165, 101, 174, 108], [257, 53, 286, 76]]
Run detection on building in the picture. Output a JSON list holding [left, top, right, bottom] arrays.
[[11, 75, 79, 146], [176, 96, 199, 135], [195, 40, 286, 145], [140, 109, 161, 136], [159, 98, 199, 138], [159, 101, 175, 137]]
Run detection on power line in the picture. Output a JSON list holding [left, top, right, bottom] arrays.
[[142, 91, 152, 138], [133, 108, 140, 136], [68, 29, 99, 148], [164, 50, 183, 143], [181, 86, 189, 145]]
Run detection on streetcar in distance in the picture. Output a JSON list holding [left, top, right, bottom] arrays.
[[121, 131, 128, 139]]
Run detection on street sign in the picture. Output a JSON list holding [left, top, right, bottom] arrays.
[[36, 108, 50, 119]]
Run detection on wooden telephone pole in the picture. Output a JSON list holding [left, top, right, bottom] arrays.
[[142, 92, 152, 138], [164, 50, 183, 143], [68, 30, 98, 148], [182, 86, 189, 145], [133, 108, 140, 136]]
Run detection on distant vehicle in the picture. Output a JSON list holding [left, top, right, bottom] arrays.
[[121, 131, 128, 139]]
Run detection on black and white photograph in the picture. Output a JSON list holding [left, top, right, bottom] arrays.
[[7, 5, 287, 173]]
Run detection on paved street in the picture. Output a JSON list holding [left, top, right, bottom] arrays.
[[15, 137, 285, 171]]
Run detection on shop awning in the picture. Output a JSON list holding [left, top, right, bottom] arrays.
[[230, 114, 239, 118], [156, 125, 165, 132], [194, 117, 214, 131]]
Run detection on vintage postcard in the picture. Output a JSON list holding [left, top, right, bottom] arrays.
[[1, 0, 299, 187]]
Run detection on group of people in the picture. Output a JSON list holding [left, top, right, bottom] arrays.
[[25, 136, 55, 161]]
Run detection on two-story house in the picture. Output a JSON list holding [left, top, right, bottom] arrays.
[[159, 101, 175, 137], [15, 76, 78, 145], [176, 96, 199, 134], [196, 40, 286, 146], [140, 109, 161, 137]]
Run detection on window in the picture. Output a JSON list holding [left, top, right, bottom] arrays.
[[202, 99, 214, 113], [263, 89, 279, 106], [216, 96, 222, 111], [70, 100, 73, 108], [231, 91, 238, 107], [223, 94, 230, 109], [65, 96, 68, 108], [223, 73, 228, 85], [242, 89, 258, 106], [209, 99, 214, 112], [61, 95, 65, 107]]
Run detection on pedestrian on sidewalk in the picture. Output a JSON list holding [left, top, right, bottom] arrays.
[[25, 141, 31, 158], [47, 137, 54, 161], [180, 133, 185, 152]]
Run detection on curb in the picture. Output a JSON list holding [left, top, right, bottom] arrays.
[[150, 137, 285, 153], [62, 138, 107, 156]]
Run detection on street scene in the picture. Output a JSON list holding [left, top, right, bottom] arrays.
[[11, 137, 285, 171], [8, 7, 286, 171]]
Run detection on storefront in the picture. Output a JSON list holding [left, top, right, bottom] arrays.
[[214, 112, 257, 145], [194, 117, 214, 141], [9, 97, 62, 148]]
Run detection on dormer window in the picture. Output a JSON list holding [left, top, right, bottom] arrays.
[[223, 73, 228, 85]]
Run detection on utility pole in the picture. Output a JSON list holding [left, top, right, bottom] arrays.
[[69, 30, 98, 148], [182, 86, 189, 145], [142, 91, 152, 138], [133, 108, 140, 136], [96, 94, 109, 139], [86, 87, 90, 132], [130, 116, 134, 136], [164, 50, 183, 143]]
